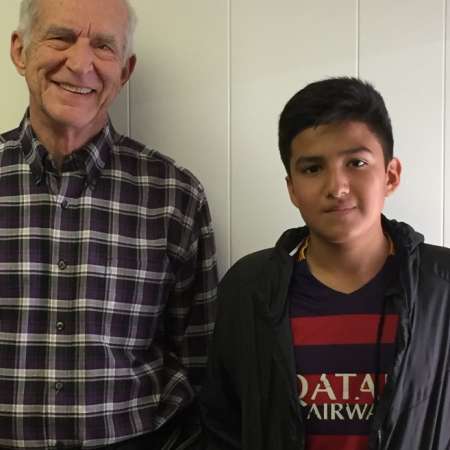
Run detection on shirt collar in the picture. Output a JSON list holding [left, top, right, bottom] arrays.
[[296, 233, 396, 262], [19, 111, 120, 188]]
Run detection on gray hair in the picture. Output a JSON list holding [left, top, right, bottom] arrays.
[[17, 0, 137, 59]]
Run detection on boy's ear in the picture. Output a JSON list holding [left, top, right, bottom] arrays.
[[286, 175, 301, 208], [385, 157, 402, 196], [11, 32, 27, 76]]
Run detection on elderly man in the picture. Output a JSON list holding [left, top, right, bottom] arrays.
[[1, 0, 217, 449]]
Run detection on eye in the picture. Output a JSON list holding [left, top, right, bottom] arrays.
[[348, 159, 367, 168], [301, 164, 322, 175], [47, 36, 71, 49], [94, 43, 118, 59], [98, 44, 113, 51], [93, 39, 117, 53], [48, 34, 70, 41]]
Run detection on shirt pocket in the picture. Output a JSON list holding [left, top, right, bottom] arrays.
[[100, 254, 165, 349]]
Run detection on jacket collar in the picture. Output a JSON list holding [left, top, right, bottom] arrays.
[[265, 215, 424, 429], [272, 215, 424, 259], [381, 216, 424, 254]]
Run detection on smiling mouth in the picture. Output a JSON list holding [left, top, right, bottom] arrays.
[[57, 82, 95, 95], [325, 206, 356, 214]]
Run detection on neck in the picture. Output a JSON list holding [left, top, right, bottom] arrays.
[[306, 221, 390, 293], [29, 110, 106, 170]]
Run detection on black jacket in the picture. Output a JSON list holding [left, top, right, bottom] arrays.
[[200, 218, 450, 450]]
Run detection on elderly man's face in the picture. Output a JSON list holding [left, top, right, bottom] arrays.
[[11, 0, 136, 138]]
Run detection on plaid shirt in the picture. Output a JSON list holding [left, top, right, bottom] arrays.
[[0, 115, 217, 449]]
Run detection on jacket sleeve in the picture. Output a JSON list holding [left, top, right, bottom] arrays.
[[198, 264, 245, 450]]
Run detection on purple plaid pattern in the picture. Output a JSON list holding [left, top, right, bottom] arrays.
[[0, 115, 217, 449]]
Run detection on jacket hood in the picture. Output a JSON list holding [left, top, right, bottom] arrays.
[[273, 215, 424, 256]]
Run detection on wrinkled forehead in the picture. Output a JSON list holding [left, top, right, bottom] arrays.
[[33, 0, 129, 42]]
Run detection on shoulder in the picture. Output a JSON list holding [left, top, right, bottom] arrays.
[[215, 244, 295, 337], [223, 248, 274, 277], [419, 243, 450, 283], [0, 126, 25, 168], [110, 134, 206, 201], [215, 250, 276, 326], [0, 125, 22, 148], [220, 247, 285, 294], [220, 228, 303, 292], [384, 217, 450, 283]]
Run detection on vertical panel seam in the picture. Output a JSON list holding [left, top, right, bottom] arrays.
[[127, 82, 131, 137], [356, 0, 360, 77], [227, 0, 232, 269], [443, 0, 447, 245]]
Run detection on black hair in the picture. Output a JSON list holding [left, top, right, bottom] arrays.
[[278, 77, 394, 174]]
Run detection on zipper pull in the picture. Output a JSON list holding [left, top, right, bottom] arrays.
[[377, 429, 382, 449]]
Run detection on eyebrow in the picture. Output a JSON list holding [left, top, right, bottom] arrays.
[[44, 25, 119, 49], [295, 146, 373, 166], [44, 26, 78, 39]]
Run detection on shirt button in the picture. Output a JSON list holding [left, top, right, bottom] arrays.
[[61, 200, 69, 209], [56, 321, 65, 332], [58, 259, 67, 270], [55, 381, 63, 392]]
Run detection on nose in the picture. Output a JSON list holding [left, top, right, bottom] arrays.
[[65, 39, 95, 75], [325, 167, 350, 199]]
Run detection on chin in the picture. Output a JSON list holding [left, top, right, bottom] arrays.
[[314, 227, 359, 245], [47, 107, 102, 131]]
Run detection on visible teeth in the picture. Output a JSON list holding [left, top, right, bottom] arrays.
[[59, 83, 93, 94]]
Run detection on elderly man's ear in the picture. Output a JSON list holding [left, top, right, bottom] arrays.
[[10, 32, 27, 76], [121, 54, 137, 86]]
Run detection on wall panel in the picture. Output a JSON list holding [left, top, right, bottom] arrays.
[[445, 0, 450, 247], [129, 1, 230, 275], [230, 0, 357, 263], [360, 0, 445, 245], [0, 1, 28, 132], [110, 87, 130, 137]]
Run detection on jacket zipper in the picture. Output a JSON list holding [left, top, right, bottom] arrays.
[[377, 429, 382, 449], [370, 286, 408, 450]]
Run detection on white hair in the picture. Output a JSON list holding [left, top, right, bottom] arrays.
[[17, 0, 137, 59]]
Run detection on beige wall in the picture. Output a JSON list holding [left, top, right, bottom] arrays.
[[0, 3, 28, 131], [1, 0, 449, 276]]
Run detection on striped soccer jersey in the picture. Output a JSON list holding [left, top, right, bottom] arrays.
[[289, 239, 399, 450]]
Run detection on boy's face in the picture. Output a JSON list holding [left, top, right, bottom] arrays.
[[286, 121, 401, 245]]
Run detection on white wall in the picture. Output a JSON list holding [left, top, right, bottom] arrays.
[[129, 1, 229, 276], [0, 4, 28, 131], [1, 0, 449, 276], [230, 0, 357, 262], [359, 0, 446, 245]]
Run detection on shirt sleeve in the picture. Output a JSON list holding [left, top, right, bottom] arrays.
[[165, 190, 218, 392]]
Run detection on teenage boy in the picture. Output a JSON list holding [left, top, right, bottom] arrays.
[[199, 77, 450, 450]]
